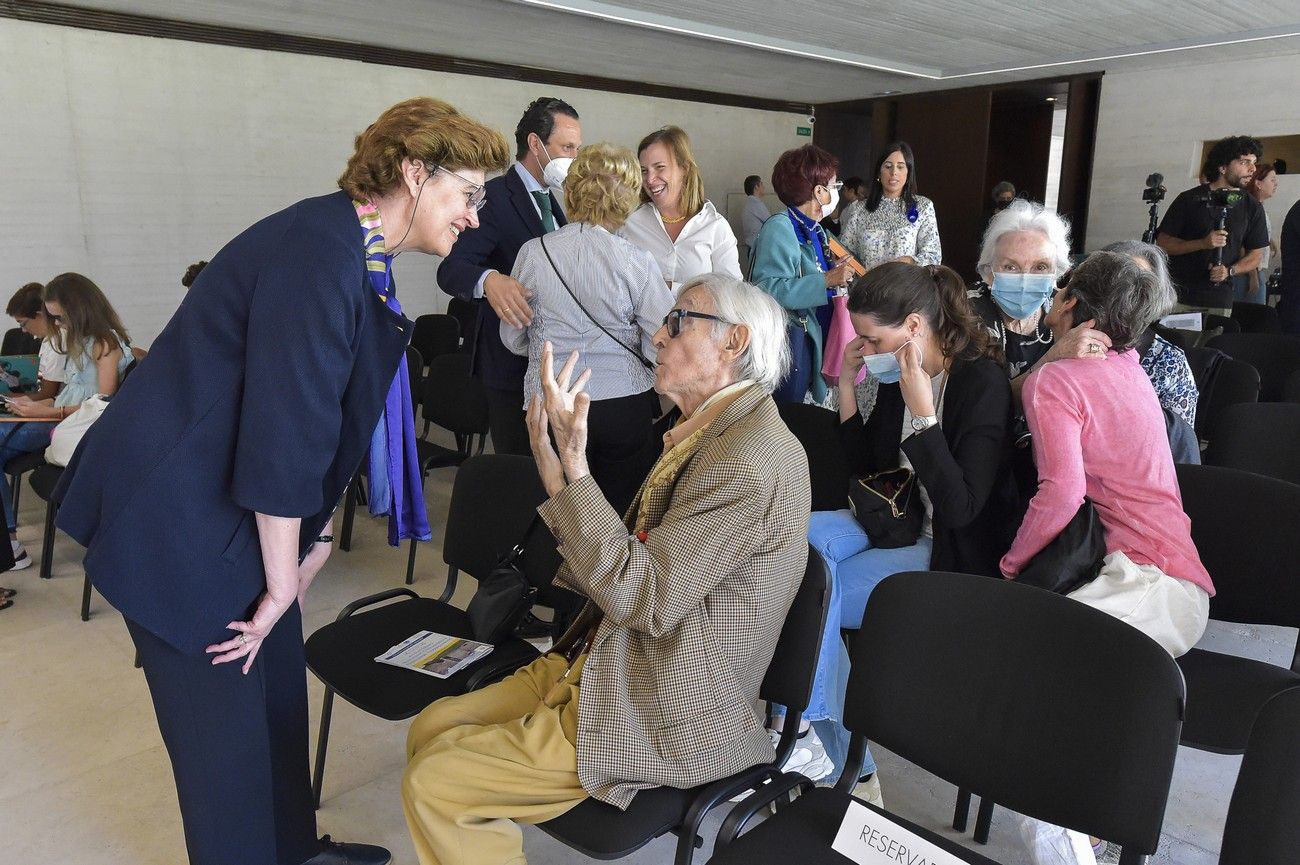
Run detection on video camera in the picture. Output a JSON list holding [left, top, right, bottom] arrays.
[[1142, 173, 1166, 205], [1199, 187, 1245, 209]]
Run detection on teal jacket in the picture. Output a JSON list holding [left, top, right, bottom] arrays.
[[750, 213, 831, 402]]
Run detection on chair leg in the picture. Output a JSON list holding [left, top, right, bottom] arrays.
[[974, 796, 995, 844], [340, 474, 358, 552], [39, 499, 57, 579], [953, 788, 971, 832], [81, 571, 92, 621], [311, 687, 336, 809], [134, 650, 142, 669], [405, 538, 418, 585], [9, 472, 20, 515]]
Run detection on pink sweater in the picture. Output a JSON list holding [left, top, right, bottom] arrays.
[[1000, 350, 1214, 596]]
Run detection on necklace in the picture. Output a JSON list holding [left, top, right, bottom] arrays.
[[658, 210, 688, 224]]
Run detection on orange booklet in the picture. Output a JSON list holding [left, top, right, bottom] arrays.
[[824, 236, 866, 277]]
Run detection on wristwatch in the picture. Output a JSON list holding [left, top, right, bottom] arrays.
[[911, 415, 938, 432], [1228, 264, 1236, 278]]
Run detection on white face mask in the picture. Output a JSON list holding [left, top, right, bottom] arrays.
[[821, 186, 840, 218], [539, 144, 572, 192], [861, 339, 920, 385]]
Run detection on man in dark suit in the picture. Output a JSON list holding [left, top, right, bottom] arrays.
[[438, 97, 582, 454]]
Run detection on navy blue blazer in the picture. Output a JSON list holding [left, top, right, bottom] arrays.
[[436, 166, 565, 390], [55, 191, 413, 654]]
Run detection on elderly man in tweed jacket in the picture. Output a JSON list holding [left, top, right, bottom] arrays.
[[403, 274, 811, 865]]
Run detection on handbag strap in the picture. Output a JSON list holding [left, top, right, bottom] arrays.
[[499, 510, 545, 565], [539, 234, 654, 371]]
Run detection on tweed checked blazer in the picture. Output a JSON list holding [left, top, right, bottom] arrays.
[[536, 384, 811, 809]]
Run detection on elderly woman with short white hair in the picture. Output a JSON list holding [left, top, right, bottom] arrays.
[[503, 141, 675, 514], [971, 199, 1111, 400], [404, 274, 809, 865]]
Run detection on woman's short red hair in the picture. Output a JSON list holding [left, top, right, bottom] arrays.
[[770, 144, 839, 207]]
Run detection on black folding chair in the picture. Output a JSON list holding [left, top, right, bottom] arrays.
[[406, 344, 424, 405], [1218, 686, 1300, 865], [1231, 301, 1282, 335], [410, 314, 460, 371], [1207, 333, 1300, 402], [447, 296, 479, 353], [0, 327, 40, 355], [1283, 369, 1300, 404], [1175, 464, 1300, 754], [711, 571, 1186, 865], [1204, 403, 1300, 485], [1193, 356, 1259, 441], [534, 544, 829, 865], [776, 402, 850, 512], [305, 455, 557, 808], [404, 353, 490, 584]]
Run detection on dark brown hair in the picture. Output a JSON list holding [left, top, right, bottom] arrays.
[[43, 273, 131, 368], [848, 262, 1002, 365], [7, 282, 45, 319]]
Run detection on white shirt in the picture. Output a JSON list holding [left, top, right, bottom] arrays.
[[618, 201, 742, 293], [38, 337, 66, 384], [472, 162, 557, 298]]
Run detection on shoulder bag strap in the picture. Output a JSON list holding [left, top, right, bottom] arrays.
[[539, 234, 654, 371]]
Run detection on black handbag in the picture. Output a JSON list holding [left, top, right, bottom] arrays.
[[1016, 497, 1107, 595], [467, 514, 543, 644], [848, 466, 924, 549]]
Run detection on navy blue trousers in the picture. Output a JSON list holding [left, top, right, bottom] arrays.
[[126, 602, 320, 865], [774, 324, 814, 403]]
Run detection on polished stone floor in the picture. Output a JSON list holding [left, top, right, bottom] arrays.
[[1, 444, 1280, 864]]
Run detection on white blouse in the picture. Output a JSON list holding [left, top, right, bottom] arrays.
[[840, 195, 942, 269], [618, 201, 742, 292]]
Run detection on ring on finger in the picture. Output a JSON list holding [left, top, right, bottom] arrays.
[[239, 633, 248, 645]]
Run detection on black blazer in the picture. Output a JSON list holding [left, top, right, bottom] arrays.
[[840, 356, 1017, 577], [436, 166, 566, 390], [55, 191, 413, 654]]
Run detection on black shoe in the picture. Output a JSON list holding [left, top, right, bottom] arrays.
[[302, 835, 391, 865], [513, 609, 554, 639]]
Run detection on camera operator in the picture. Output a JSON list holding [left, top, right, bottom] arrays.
[[1156, 135, 1269, 313]]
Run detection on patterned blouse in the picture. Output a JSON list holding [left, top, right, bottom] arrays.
[[840, 195, 942, 268], [1139, 333, 1198, 429]]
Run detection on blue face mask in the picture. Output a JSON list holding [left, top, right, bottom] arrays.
[[862, 340, 921, 385], [991, 272, 1056, 320]]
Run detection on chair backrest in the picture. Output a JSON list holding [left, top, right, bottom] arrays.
[[1196, 356, 1259, 438], [447, 296, 479, 352], [1219, 686, 1300, 865], [1207, 333, 1300, 402], [406, 345, 424, 404], [422, 353, 490, 436], [1231, 301, 1283, 335], [1284, 369, 1300, 404], [442, 454, 560, 585], [849, 571, 1185, 855], [1205, 402, 1300, 485], [759, 545, 830, 715], [1176, 463, 1300, 628], [0, 327, 40, 356], [411, 314, 461, 366], [776, 402, 850, 512], [1204, 314, 1242, 335]]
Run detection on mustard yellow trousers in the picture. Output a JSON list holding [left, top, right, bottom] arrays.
[[401, 652, 589, 865]]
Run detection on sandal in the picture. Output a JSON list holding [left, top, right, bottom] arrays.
[[0, 596, 12, 611], [0, 586, 15, 599]]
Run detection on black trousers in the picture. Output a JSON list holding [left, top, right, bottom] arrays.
[[586, 389, 660, 518], [484, 384, 531, 457], [126, 602, 320, 865]]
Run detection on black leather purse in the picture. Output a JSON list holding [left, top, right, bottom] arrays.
[[847, 466, 924, 549], [467, 514, 543, 644], [1016, 497, 1107, 595]]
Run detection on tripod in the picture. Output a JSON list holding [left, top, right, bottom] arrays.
[[1142, 203, 1160, 243]]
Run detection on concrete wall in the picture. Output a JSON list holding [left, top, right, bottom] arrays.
[[1, 19, 807, 343]]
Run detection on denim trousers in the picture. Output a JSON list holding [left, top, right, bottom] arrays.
[[0, 421, 57, 531], [774, 509, 932, 782]]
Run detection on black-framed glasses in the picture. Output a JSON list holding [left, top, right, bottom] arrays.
[[430, 164, 488, 211], [662, 308, 727, 338]]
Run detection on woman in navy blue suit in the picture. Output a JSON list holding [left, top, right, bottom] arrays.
[[55, 98, 509, 865]]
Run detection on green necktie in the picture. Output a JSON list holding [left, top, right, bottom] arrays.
[[531, 190, 557, 233]]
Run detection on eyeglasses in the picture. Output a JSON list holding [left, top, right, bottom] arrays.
[[430, 164, 488, 211], [822, 180, 844, 192], [662, 308, 728, 338]]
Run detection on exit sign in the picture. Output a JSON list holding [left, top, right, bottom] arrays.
[[796, 126, 812, 137]]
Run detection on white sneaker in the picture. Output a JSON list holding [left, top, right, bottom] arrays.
[[774, 727, 834, 782], [10, 540, 31, 571]]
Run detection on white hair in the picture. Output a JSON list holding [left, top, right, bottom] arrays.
[[679, 273, 790, 393], [976, 199, 1072, 283]]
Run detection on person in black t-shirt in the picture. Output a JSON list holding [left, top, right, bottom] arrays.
[[1156, 135, 1268, 311]]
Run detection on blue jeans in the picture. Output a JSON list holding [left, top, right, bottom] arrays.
[[0, 421, 57, 531], [794, 510, 933, 781]]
